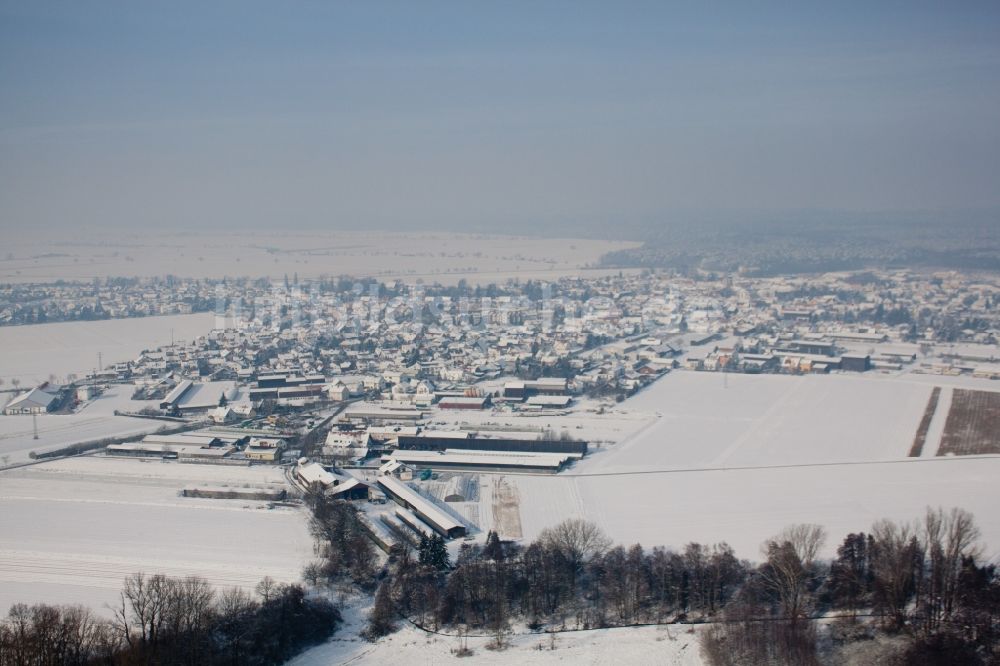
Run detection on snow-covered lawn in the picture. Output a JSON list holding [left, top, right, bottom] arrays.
[[0, 456, 313, 615], [0, 312, 215, 386], [0, 385, 168, 465]]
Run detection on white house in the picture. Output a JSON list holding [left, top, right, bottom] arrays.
[[326, 380, 350, 402]]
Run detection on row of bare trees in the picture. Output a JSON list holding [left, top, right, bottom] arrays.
[[705, 507, 999, 665], [0, 573, 339, 666], [366, 518, 748, 646], [362, 508, 998, 663]]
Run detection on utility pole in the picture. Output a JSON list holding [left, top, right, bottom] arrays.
[[32, 413, 38, 440], [97, 352, 103, 372]]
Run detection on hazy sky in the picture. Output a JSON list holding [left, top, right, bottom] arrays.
[[1, 1, 999, 235]]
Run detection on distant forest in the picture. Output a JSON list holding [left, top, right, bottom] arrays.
[[597, 217, 1000, 276]]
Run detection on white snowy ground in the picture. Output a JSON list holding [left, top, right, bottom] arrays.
[[0, 385, 169, 466], [576, 372, 932, 471], [0, 312, 215, 386], [288, 592, 704, 666], [465, 372, 1000, 560], [0, 456, 313, 615]]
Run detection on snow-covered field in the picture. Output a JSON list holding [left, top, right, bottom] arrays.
[[2, 231, 638, 285], [0, 385, 169, 465], [0, 456, 312, 615], [0, 312, 214, 386], [578, 372, 932, 472], [466, 372, 1000, 560]]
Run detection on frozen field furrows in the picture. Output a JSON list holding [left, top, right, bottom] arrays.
[[922, 386, 954, 457], [0, 457, 313, 615]]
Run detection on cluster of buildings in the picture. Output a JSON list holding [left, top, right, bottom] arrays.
[[0, 278, 215, 325], [106, 427, 293, 464]]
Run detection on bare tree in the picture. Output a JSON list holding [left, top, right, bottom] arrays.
[[870, 518, 918, 629], [918, 506, 981, 634], [758, 524, 826, 623], [255, 576, 278, 602], [539, 518, 611, 591]]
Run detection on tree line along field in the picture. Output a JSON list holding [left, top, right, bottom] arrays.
[[939, 388, 1000, 456], [909, 386, 941, 457]]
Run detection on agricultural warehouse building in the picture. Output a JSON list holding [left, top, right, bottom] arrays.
[[503, 377, 569, 400], [255, 374, 326, 389], [778, 340, 837, 357], [396, 434, 587, 456], [3, 387, 57, 415], [393, 506, 436, 539], [107, 440, 235, 461], [525, 395, 572, 409], [141, 432, 247, 448], [827, 331, 888, 344], [159, 380, 193, 410], [385, 449, 573, 474], [438, 395, 491, 410], [342, 405, 425, 422], [160, 381, 238, 413], [376, 476, 467, 539], [841, 354, 872, 372]]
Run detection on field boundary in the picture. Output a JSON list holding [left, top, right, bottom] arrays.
[[909, 386, 941, 456]]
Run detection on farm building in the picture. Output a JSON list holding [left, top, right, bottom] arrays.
[[342, 404, 425, 423], [160, 381, 238, 413], [385, 449, 574, 474], [376, 476, 467, 539], [393, 506, 436, 539], [503, 377, 569, 400], [438, 395, 491, 410], [106, 440, 235, 461], [3, 387, 58, 415], [841, 354, 871, 372], [294, 461, 369, 499], [396, 434, 588, 456], [244, 437, 285, 462], [159, 380, 193, 410], [379, 459, 414, 480], [525, 395, 572, 409]]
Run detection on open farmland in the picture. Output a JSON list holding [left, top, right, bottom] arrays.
[[0, 312, 215, 386], [0, 456, 313, 615], [576, 372, 933, 472], [0, 385, 174, 466], [468, 372, 1000, 560], [1, 231, 638, 286], [939, 388, 1000, 455]]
